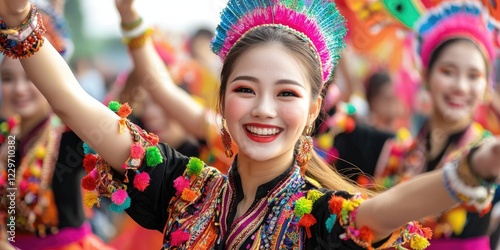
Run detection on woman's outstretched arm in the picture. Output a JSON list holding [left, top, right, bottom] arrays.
[[357, 139, 500, 241], [115, 0, 209, 139], [0, 0, 131, 172]]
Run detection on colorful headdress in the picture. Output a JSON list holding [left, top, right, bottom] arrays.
[[210, 0, 347, 83], [415, 1, 497, 68]]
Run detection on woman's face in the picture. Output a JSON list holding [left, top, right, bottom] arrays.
[[370, 82, 401, 121], [427, 40, 487, 124], [1, 57, 50, 119], [224, 43, 320, 162]]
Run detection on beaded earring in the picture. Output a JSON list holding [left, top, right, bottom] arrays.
[[296, 125, 313, 175], [221, 118, 233, 158]]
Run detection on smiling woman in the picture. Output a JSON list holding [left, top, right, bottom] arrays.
[[0, 0, 499, 249]]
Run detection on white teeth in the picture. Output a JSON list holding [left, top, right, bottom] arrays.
[[246, 125, 280, 135]]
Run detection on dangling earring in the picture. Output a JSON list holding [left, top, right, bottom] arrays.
[[221, 118, 234, 158], [296, 125, 313, 175]]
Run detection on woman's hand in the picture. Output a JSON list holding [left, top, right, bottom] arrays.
[[470, 138, 500, 183], [115, 0, 139, 24], [0, 241, 16, 250], [0, 0, 31, 26]]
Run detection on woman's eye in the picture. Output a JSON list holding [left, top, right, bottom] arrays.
[[234, 87, 254, 94], [278, 90, 298, 97]]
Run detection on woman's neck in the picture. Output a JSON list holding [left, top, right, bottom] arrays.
[[19, 110, 50, 139], [427, 113, 470, 158], [236, 152, 294, 201]]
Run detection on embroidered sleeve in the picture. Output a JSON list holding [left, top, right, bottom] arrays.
[[328, 192, 432, 250], [80, 101, 190, 231]]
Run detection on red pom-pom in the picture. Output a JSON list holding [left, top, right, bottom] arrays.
[[328, 196, 345, 215], [359, 226, 374, 242], [344, 117, 356, 133], [170, 229, 190, 247], [81, 174, 97, 190], [173, 176, 190, 196], [117, 103, 132, 118], [130, 143, 145, 158], [133, 172, 150, 191], [83, 154, 97, 173], [111, 189, 128, 205]]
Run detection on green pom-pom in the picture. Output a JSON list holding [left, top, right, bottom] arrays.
[[109, 197, 131, 212], [145, 146, 162, 167], [186, 157, 204, 175], [294, 197, 313, 217], [82, 143, 96, 154], [307, 190, 323, 203], [108, 101, 121, 112], [345, 104, 356, 115], [482, 130, 493, 138]]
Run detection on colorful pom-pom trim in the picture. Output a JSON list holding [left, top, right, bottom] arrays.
[[80, 101, 163, 213]]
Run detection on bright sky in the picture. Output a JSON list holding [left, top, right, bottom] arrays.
[[81, 0, 226, 38]]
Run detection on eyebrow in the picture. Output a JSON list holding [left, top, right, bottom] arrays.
[[230, 75, 305, 89]]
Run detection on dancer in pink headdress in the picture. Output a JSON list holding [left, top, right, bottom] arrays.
[[1, 0, 499, 249]]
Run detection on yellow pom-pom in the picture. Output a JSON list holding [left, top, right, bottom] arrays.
[[410, 234, 430, 250], [83, 191, 99, 208], [34, 146, 46, 159], [317, 133, 333, 150], [29, 166, 41, 178], [396, 128, 411, 142], [307, 190, 324, 203], [342, 198, 362, 211]]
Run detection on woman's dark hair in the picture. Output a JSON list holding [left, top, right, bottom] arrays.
[[365, 70, 391, 107]]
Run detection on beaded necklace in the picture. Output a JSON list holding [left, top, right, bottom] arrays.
[[0, 114, 65, 236]]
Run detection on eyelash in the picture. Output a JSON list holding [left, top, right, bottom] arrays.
[[233, 87, 300, 97]]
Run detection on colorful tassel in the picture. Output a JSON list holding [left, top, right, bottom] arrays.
[[186, 157, 204, 176], [299, 213, 317, 238], [325, 214, 337, 233], [170, 229, 190, 247], [111, 189, 129, 205], [294, 197, 313, 217], [83, 191, 99, 208], [81, 174, 97, 190], [133, 171, 150, 191], [145, 146, 162, 167], [109, 196, 131, 212], [82, 154, 97, 173], [173, 176, 191, 196]]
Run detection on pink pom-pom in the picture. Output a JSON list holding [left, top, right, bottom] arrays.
[[170, 229, 190, 247], [121, 163, 128, 170], [173, 176, 190, 196], [133, 172, 150, 191], [130, 143, 145, 158], [90, 169, 98, 179], [111, 189, 128, 205]]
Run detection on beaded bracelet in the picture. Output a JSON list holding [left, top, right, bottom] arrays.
[[0, 4, 46, 59], [442, 161, 496, 213]]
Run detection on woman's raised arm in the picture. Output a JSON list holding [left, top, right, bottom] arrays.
[[115, 0, 209, 139], [0, 0, 131, 171]]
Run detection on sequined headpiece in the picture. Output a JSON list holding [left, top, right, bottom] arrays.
[[415, 1, 496, 68], [210, 0, 347, 83]]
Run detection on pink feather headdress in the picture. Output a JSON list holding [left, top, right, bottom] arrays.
[[415, 1, 497, 68], [210, 0, 347, 84]]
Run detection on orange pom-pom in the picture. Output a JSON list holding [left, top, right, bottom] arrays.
[[181, 189, 197, 202], [117, 103, 132, 118], [83, 154, 97, 173], [147, 133, 159, 145], [299, 214, 317, 238], [421, 227, 433, 239], [344, 117, 356, 133], [328, 196, 345, 214], [359, 226, 374, 242]]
